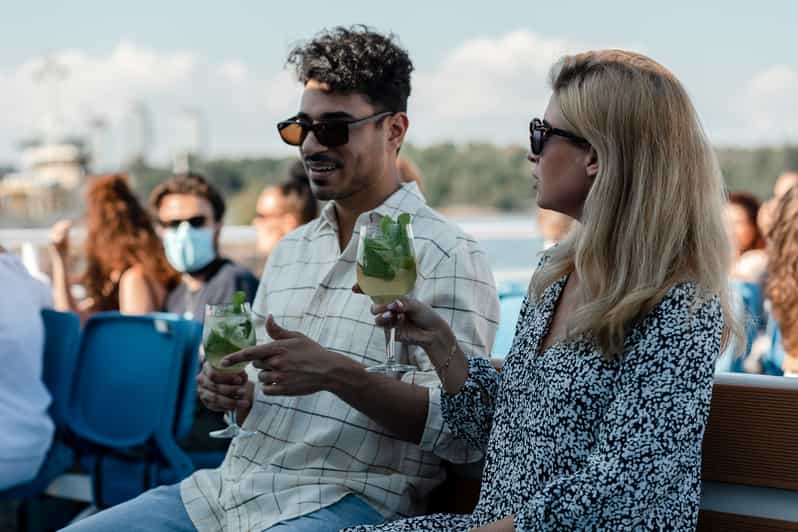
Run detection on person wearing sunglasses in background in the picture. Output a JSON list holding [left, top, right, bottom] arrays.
[[347, 50, 739, 532], [149, 172, 259, 322], [149, 172, 260, 455]]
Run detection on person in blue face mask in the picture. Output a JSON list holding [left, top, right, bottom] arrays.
[[150, 172, 259, 322], [150, 172, 260, 453]]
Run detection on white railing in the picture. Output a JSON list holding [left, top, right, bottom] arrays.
[[1, 215, 541, 285]]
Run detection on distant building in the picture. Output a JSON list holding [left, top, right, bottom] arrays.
[[0, 140, 89, 222]]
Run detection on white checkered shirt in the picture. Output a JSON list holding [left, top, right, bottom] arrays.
[[181, 183, 499, 531]]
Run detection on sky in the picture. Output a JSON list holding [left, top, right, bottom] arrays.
[[2, 0, 798, 167]]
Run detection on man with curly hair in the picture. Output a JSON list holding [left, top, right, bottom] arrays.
[[63, 26, 498, 532]]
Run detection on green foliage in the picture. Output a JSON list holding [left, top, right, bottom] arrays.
[[126, 143, 798, 220]]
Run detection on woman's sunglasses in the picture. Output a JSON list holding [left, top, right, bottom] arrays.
[[157, 215, 208, 230], [529, 118, 590, 155], [277, 111, 394, 147]]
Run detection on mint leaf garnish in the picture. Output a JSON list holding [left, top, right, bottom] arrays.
[[205, 319, 254, 355], [359, 213, 415, 281], [360, 237, 396, 280], [231, 290, 246, 314], [205, 327, 242, 355], [397, 213, 412, 257]]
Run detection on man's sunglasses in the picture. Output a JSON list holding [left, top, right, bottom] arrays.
[[277, 111, 394, 147], [529, 118, 590, 155], [157, 215, 208, 230]]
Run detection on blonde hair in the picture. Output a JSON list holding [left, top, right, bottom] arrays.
[[530, 50, 739, 357]]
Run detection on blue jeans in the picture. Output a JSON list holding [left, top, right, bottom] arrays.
[[60, 483, 384, 531]]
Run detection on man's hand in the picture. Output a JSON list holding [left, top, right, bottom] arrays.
[[196, 362, 252, 417], [222, 315, 361, 397]]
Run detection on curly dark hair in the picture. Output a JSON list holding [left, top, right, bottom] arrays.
[[766, 186, 798, 359], [81, 174, 178, 311], [149, 172, 226, 222], [286, 25, 413, 112]]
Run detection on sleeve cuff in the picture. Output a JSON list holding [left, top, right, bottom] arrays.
[[418, 385, 444, 453], [441, 357, 495, 415]]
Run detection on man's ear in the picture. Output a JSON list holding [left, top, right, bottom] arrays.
[[387, 113, 409, 152], [586, 148, 599, 179]]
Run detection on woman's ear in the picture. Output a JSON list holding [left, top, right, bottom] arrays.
[[586, 148, 599, 179]]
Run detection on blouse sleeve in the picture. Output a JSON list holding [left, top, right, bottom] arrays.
[[440, 293, 537, 452], [514, 284, 723, 531], [440, 356, 503, 452]]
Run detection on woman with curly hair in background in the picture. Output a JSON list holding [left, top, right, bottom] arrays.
[[758, 186, 798, 375], [49, 173, 178, 320]]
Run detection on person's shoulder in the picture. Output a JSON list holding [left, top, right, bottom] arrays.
[[1, 253, 54, 308], [281, 218, 323, 243], [644, 281, 722, 331], [119, 264, 148, 285], [411, 205, 483, 258], [218, 259, 258, 282], [268, 219, 326, 260]]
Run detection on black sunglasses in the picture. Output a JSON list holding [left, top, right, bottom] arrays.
[[157, 215, 208, 230], [277, 111, 394, 147], [529, 118, 590, 155]]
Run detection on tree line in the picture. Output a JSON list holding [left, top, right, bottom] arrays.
[[126, 143, 798, 225]]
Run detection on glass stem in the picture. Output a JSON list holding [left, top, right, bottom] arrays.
[[229, 409, 239, 428], [386, 327, 397, 365]]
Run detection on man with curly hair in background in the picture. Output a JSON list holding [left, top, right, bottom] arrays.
[[62, 26, 498, 532]]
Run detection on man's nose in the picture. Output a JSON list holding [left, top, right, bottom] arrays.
[[301, 129, 326, 155]]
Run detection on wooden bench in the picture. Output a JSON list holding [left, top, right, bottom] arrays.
[[697, 372, 798, 530], [428, 372, 798, 528]]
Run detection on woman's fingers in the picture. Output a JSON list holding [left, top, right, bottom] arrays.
[[375, 311, 401, 327]]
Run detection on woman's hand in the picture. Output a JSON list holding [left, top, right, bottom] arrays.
[[49, 219, 72, 258], [353, 284, 455, 357]]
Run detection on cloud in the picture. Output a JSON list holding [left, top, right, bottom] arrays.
[[0, 31, 650, 165], [218, 60, 249, 84], [0, 43, 301, 165], [409, 30, 587, 146], [0, 43, 197, 163], [742, 64, 798, 143]]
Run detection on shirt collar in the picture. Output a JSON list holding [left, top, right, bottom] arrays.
[[318, 182, 426, 233]]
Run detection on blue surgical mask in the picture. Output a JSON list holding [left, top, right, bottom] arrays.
[[162, 221, 217, 273]]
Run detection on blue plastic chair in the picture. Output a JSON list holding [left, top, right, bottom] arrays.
[[1, 309, 81, 499], [68, 312, 196, 506], [492, 281, 527, 358], [716, 281, 764, 373], [174, 318, 202, 443], [761, 317, 786, 377], [138, 314, 224, 476]]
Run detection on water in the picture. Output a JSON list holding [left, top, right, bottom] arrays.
[[0, 214, 542, 285]]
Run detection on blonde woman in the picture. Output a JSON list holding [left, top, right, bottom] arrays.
[[349, 50, 738, 531]]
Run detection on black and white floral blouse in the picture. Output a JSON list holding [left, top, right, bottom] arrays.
[[346, 275, 723, 531]]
